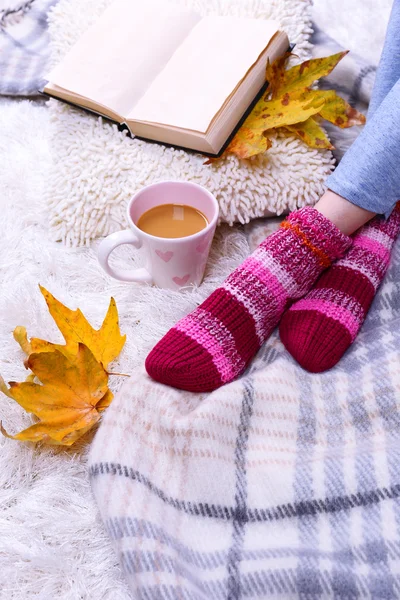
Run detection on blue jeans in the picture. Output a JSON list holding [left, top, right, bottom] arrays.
[[326, 0, 400, 217]]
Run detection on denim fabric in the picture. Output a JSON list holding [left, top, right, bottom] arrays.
[[326, 0, 400, 216]]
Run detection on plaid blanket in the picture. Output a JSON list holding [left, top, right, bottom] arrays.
[[0, 0, 57, 96], [89, 226, 400, 598]]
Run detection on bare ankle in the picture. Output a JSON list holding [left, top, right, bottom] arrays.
[[314, 190, 376, 236]]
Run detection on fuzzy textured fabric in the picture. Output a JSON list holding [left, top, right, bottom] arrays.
[[280, 204, 400, 373], [146, 207, 351, 392], [0, 1, 396, 597], [45, 0, 336, 246], [0, 97, 251, 599]]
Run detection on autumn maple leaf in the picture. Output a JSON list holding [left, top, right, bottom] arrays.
[[1, 344, 107, 445], [1, 287, 126, 445], [213, 51, 365, 161]]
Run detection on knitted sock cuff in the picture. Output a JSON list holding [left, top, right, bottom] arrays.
[[283, 207, 352, 265]]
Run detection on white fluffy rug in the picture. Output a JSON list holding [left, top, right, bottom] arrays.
[[0, 0, 393, 597], [46, 0, 335, 246], [0, 98, 250, 599]]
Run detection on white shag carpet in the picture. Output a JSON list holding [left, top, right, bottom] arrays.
[[0, 98, 250, 599], [46, 0, 335, 246], [0, 0, 393, 597]]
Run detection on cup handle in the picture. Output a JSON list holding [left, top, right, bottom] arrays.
[[97, 230, 153, 284]]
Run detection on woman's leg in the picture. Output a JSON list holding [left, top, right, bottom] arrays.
[[368, 0, 400, 118], [279, 1, 400, 372], [318, 77, 400, 223], [315, 0, 400, 228]]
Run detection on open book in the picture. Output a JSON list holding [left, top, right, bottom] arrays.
[[44, 0, 289, 156]]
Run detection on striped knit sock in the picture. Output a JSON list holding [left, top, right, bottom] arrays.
[[279, 204, 400, 373], [145, 207, 351, 392]]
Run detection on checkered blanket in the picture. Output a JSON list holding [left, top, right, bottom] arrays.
[[0, 0, 57, 96], [89, 225, 400, 598]]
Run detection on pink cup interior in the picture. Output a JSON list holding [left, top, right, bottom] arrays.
[[129, 181, 218, 227]]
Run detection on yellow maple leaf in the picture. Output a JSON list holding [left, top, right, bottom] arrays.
[[1, 344, 107, 445], [226, 93, 325, 160], [284, 117, 334, 149], [314, 90, 365, 128], [95, 389, 114, 412], [252, 93, 327, 130], [220, 51, 365, 161], [2, 288, 127, 445], [15, 286, 126, 369], [226, 128, 272, 160], [13, 326, 32, 356], [267, 51, 349, 99]]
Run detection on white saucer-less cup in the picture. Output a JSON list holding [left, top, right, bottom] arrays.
[[97, 181, 219, 290]]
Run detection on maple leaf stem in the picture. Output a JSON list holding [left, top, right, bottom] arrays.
[[107, 371, 129, 377], [0, 376, 13, 398]]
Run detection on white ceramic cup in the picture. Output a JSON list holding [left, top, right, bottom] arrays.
[[97, 181, 219, 289]]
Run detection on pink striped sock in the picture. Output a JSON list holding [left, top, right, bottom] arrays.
[[279, 204, 400, 373], [145, 207, 351, 392]]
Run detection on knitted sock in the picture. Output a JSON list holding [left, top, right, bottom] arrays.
[[145, 207, 351, 392], [279, 204, 400, 373]]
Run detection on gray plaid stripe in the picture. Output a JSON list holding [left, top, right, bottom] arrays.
[[106, 516, 400, 567], [128, 566, 400, 599], [90, 463, 400, 521], [342, 341, 396, 597], [349, 65, 377, 107], [121, 551, 222, 599], [361, 341, 397, 597], [136, 584, 198, 600], [227, 380, 255, 599], [106, 517, 226, 569], [323, 375, 358, 598], [293, 370, 322, 597]]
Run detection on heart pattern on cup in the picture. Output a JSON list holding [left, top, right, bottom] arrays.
[[196, 238, 210, 254], [155, 249, 174, 262], [173, 274, 190, 286]]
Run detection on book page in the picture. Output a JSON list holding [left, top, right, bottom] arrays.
[[129, 16, 279, 132], [47, 0, 201, 117]]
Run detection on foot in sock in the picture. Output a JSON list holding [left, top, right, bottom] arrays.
[[145, 207, 351, 392], [279, 204, 400, 373]]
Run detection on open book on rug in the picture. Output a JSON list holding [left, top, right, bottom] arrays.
[[43, 0, 288, 156]]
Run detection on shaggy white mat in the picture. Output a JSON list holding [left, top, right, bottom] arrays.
[[0, 1, 393, 597], [0, 98, 250, 599], [46, 0, 335, 246]]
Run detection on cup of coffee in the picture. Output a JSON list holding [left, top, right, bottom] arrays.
[[97, 181, 219, 289]]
